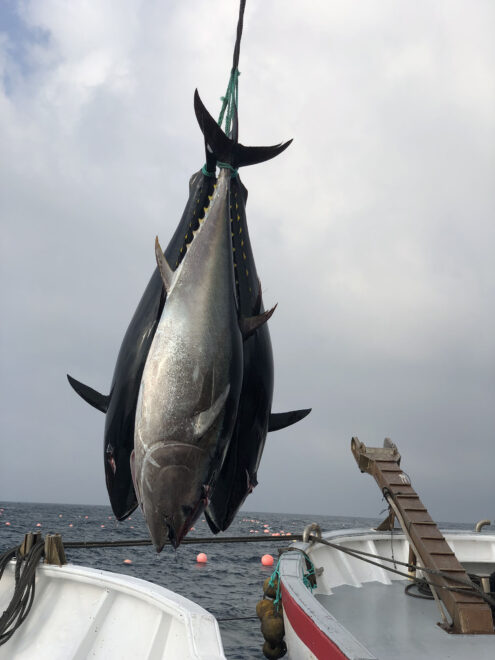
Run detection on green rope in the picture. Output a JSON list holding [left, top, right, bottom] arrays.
[[267, 551, 317, 614], [201, 0, 245, 177], [217, 161, 238, 177], [268, 558, 283, 612], [201, 164, 216, 178], [201, 69, 240, 178], [218, 68, 240, 137]]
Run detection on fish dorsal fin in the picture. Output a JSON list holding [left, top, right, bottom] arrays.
[[155, 236, 174, 293], [239, 304, 277, 340], [268, 409, 312, 432], [192, 384, 230, 439], [67, 374, 110, 413]]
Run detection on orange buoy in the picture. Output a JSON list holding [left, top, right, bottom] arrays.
[[36, 523, 41, 527], [5, 522, 11, 526], [69, 524, 73, 527], [196, 552, 208, 564], [123, 559, 132, 565], [261, 554, 274, 566], [264, 529, 270, 533], [101, 525, 105, 528]]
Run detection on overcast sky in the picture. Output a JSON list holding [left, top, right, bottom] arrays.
[[1, 1, 494, 525]]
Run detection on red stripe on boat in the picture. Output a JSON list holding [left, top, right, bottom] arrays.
[[280, 581, 350, 660]]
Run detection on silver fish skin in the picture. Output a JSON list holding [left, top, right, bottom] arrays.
[[133, 168, 242, 551]]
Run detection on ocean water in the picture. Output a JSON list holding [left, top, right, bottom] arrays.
[[0, 503, 478, 659]]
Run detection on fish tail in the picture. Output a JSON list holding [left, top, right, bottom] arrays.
[[194, 90, 292, 168]]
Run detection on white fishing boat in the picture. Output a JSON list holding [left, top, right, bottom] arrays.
[[0, 559, 226, 659], [278, 439, 495, 659]]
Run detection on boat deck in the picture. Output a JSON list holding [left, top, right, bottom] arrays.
[[316, 579, 494, 660]]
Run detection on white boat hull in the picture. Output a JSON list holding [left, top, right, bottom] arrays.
[[0, 562, 225, 659]]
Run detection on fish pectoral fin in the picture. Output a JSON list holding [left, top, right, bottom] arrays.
[[67, 374, 110, 413], [239, 304, 277, 339], [192, 384, 230, 439], [155, 236, 175, 293], [268, 409, 312, 432]]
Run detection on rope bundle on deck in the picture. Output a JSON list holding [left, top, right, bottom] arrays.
[[0, 535, 45, 646]]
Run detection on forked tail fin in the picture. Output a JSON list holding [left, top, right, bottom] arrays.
[[194, 90, 292, 168]]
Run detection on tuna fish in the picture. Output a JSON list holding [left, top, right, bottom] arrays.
[[133, 167, 268, 550], [194, 91, 311, 532], [67, 167, 217, 520]]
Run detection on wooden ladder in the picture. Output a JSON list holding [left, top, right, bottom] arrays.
[[351, 437, 494, 634]]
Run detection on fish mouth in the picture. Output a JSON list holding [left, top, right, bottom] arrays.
[[152, 494, 207, 552], [141, 461, 209, 552], [163, 498, 205, 551]]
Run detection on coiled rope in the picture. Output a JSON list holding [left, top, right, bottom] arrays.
[[0, 536, 45, 646]]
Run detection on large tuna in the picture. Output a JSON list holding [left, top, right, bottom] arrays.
[[132, 166, 274, 550], [67, 165, 217, 520], [194, 92, 311, 532]]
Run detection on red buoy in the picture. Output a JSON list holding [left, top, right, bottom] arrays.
[[196, 552, 208, 564], [261, 554, 274, 566]]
